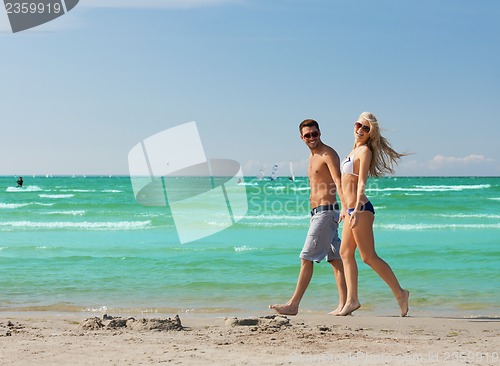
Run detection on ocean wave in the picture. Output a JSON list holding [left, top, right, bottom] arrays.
[[0, 202, 30, 209], [238, 182, 258, 186], [234, 245, 258, 252], [45, 210, 86, 216], [1, 303, 88, 313], [0, 220, 152, 231], [290, 187, 310, 192], [243, 214, 306, 221], [243, 221, 306, 228], [38, 194, 74, 199], [59, 189, 96, 193], [379, 223, 500, 230], [437, 213, 500, 219], [0, 202, 55, 209], [368, 184, 490, 193], [6, 185, 43, 192]]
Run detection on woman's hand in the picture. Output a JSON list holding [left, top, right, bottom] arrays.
[[339, 207, 347, 223], [349, 210, 359, 228]]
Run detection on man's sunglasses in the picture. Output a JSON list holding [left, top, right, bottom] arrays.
[[303, 131, 319, 139], [354, 122, 370, 133]]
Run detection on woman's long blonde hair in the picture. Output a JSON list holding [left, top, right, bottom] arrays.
[[359, 112, 407, 177]]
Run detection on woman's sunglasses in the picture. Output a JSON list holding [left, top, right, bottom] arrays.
[[303, 131, 319, 139], [354, 122, 370, 133]]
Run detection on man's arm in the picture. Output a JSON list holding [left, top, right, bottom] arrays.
[[324, 148, 346, 222]]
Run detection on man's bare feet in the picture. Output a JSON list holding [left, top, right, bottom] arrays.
[[328, 304, 344, 315], [398, 289, 410, 317], [269, 303, 298, 316], [337, 301, 360, 316]]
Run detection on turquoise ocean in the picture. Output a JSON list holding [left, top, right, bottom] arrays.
[[1, 175, 499, 318]]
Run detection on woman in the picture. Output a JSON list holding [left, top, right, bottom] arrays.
[[338, 112, 409, 317]]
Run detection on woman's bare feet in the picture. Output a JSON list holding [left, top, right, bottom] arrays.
[[328, 304, 345, 315], [269, 303, 298, 316], [398, 289, 410, 317], [337, 301, 361, 316]]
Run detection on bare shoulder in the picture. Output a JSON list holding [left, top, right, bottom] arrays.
[[358, 145, 372, 159], [319, 144, 340, 160]]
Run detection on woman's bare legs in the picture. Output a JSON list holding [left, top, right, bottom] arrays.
[[339, 212, 409, 316], [338, 223, 360, 315]]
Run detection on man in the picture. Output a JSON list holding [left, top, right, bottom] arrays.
[[269, 119, 347, 315]]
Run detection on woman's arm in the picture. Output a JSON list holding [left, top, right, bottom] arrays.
[[349, 147, 372, 228]]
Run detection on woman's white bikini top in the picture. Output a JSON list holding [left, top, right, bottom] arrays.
[[341, 148, 361, 177]]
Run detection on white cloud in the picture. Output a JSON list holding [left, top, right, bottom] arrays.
[[398, 154, 498, 176], [80, 0, 241, 9], [428, 154, 493, 170]]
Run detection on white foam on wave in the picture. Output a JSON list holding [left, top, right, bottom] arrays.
[[0, 202, 55, 209], [368, 184, 491, 193], [85, 306, 108, 312], [437, 213, 500, 220], [291, 186, 310, 192], [379, 223, 500, 230], [59, 189, 96, 193], [102, 189, 123, 193], [238, 182, 258, 186], [0, 202, 29, 209], [6, 185, 43, 192], [39, 194, 74, 199], [243, 214, 305, 221], [45, 210, 86, 216], [234, 245, 258, 252], [0, 220, 152, 230]]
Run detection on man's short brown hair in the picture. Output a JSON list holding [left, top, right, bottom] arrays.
[[299, 119, 320, 134]]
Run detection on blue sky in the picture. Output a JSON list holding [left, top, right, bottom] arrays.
[[1, 0, 499, 177]]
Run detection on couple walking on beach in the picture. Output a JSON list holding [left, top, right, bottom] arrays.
[[269, 112, 410, 317]]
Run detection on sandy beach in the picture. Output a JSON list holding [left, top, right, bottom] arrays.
[[1, 311, 498, 365]]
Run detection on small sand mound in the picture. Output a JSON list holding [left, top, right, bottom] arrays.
[[79, 314, 183, 331], [225, 314, 291, 331], [127, 316, 183, 331], [79, 317, 104, 330]]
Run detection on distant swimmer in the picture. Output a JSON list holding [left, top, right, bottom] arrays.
[[17, 176, 23, 187]]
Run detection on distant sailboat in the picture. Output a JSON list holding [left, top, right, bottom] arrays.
[[270, 163, 279, 181], [257, 167, 264, 180], [288, 161, 295, 181]]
